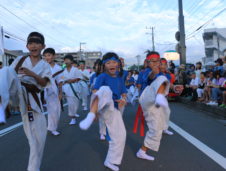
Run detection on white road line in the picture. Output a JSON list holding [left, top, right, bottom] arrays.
[[170, 121, 226, 170], [0, 104, 68, 137]]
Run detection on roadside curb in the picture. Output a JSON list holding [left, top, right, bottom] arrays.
[[176, 97, 226, 119]]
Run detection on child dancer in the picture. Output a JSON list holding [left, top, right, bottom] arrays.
[[79, 60, 90, 111], [136, 51, 170, 161], [10, 32, 52, 171], [61, 55, 82, 125], [43, 48, 63, 136], [79, 52, 127, 171]]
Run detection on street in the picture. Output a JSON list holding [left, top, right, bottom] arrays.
[[0, 102, 226, 171]]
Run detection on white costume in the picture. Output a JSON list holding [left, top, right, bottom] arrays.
[[90, 86, 126, 166], [79, 69, 90, 110], [45, 64, 62, 132], [0, 67, 21, 123], [139, 76, 170, 151], [10, 56, 51, 171], [62, 67, 82, 117]]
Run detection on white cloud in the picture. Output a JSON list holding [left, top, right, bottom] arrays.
[[0, 0, 225, 65]]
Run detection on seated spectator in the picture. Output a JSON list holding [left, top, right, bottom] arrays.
[[207, 71, 225, 106], [203, 71, 214, 103], [184, 72, 199, 101], [197, 72, 206, 102]]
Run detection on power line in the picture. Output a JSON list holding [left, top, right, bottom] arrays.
[[0, 3, 73, 47], [186, 7, 226, 39], [186, 0, 224, 35]]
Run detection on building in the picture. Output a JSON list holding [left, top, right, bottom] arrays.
[[55, 51, 102, 68], [1, 49, 28, 66], [202, 28, 226, 64]]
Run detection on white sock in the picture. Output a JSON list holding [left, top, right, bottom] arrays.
[[136, 149, 155, 161], [155, 94, 168, 108], [79, 112, 95, 130], [164, 129, 174, 135], [104, 161, 119, 171]]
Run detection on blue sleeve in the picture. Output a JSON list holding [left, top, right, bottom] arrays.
[[136, 72, 143, 85], [90, 74, 95, 86], [93, 74, 105, 90], [130, 77, 135, 83], [121, 79, 127, 94], [166, 73, 171, 81]]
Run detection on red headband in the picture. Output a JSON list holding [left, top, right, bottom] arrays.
[[160, 59, 167, 64], [146, 54, 160, 60]]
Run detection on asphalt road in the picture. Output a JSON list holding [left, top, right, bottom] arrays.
[[0, 101, 226, 171]]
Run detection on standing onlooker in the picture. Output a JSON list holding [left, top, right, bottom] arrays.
[[195, 61, 203, 79], [214, 58, 224, 75], [0, 61, 3, 69], [132, 70, 139, 82], [169, 60, 176, 74]]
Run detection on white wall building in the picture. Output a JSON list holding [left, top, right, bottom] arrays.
[[202, 28, 226, 64]]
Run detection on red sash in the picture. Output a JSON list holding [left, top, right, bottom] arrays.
[[133, 104, 145, 136]]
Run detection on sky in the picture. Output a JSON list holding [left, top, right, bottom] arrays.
[[0, 0, 226, 65]]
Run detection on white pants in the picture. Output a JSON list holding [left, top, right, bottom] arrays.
[[143, 105, 166, 151], [46, 94, 61, 131], [197, 88, 204, 98], [139, 76, 170, 151], [22, 112, 47, 171], [80, 81, 89, 108], [66, 96, 79, 117], [93, 86, 126, 165], [99, 116, 106, 136]]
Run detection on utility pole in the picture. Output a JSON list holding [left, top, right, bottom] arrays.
[[79, 42, 86, 61], [136, 55, 141, 71], [146, 26, 155, 51], [0, 26, 5, 65], [178, 0, 186, 64]]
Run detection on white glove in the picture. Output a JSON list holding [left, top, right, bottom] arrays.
[[155, 94, 168, 108]]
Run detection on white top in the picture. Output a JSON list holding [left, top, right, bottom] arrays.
[[50, 63, 63, 83], [11, 56, 52, 90], [10, 56, 52, 114], [79, 69, 90, 80], [190, 77, 199, 86], [61, 66, 82, 81]]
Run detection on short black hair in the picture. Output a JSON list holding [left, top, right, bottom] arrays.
[[72, 60, 78, 65], [102, 52, 123, 76], [145, 50, 160, 58], [8, 58, 14, 65], [64, 54, 74, 61], [0, 61, 2, 65], [79, 60, 86, 64], [27, 32, 45, 45], [43, 48, 55, 55]]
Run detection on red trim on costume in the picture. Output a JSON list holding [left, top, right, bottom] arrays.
[[133, 104, 145, 136]]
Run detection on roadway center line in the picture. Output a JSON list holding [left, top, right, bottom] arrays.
[[0, 104, 68, 137], [170, 121, 226, 170]]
